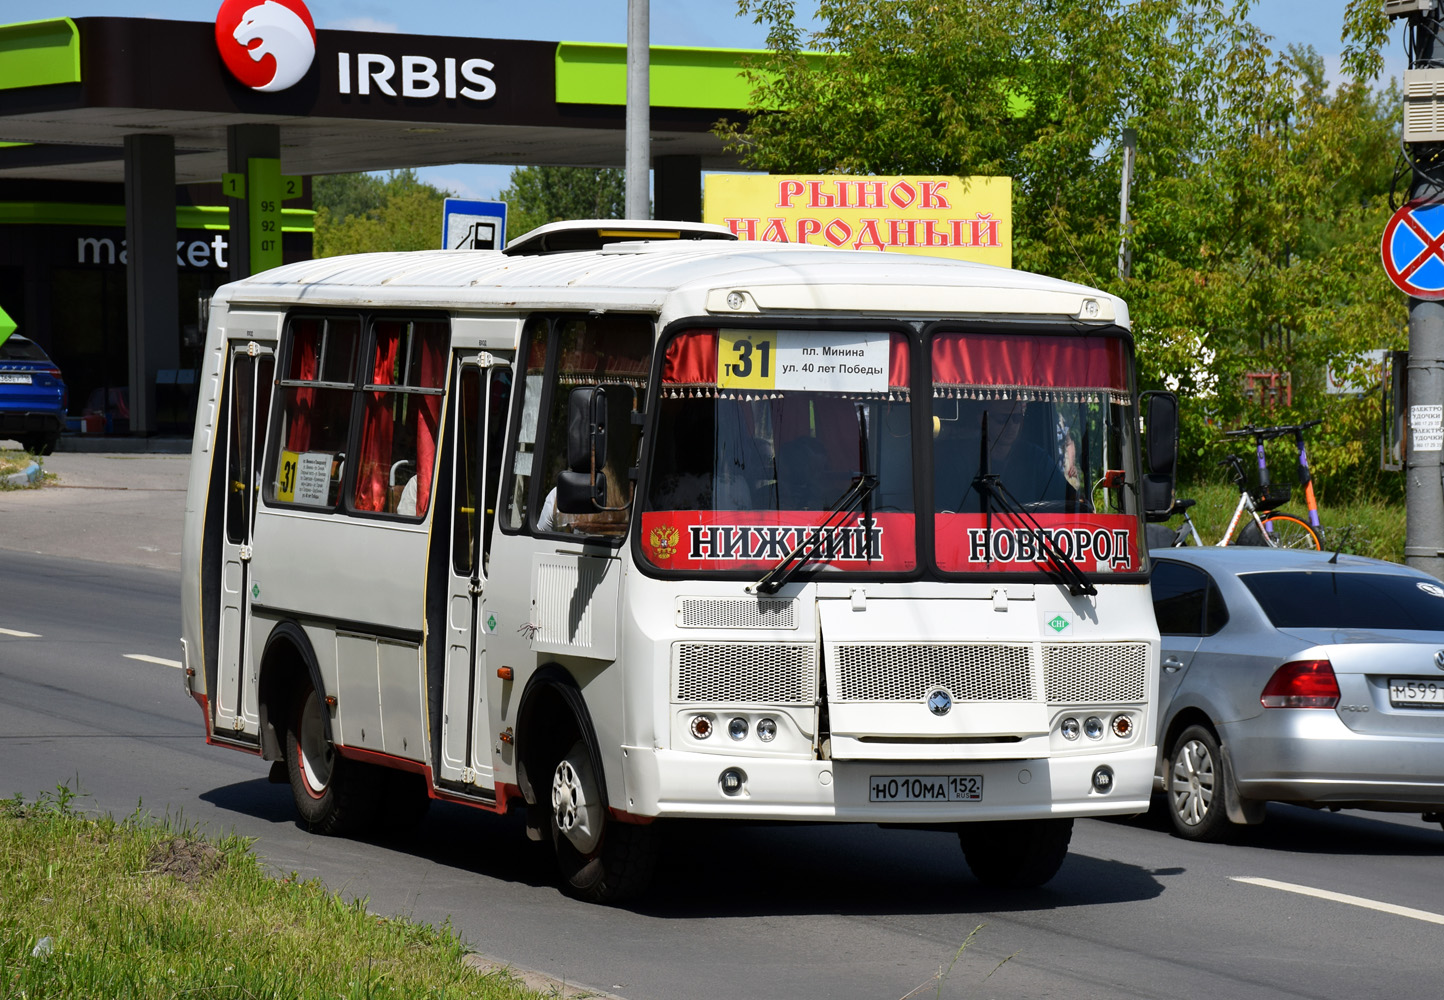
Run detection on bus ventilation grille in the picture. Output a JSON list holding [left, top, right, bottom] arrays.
[[830, 643, 1035, 702], [674, 642, 817, 704], [1042, 642, 1149, 703], [677, 598, 797, 630]]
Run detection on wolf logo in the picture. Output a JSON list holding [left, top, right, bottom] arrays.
[[230, 0, 316, 92]]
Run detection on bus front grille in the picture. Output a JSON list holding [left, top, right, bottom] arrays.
[[677, 597, 797, 630], [674, 642, 817, 705], [1042, 642, 1149, 703], [830, 643, 1036, 702]]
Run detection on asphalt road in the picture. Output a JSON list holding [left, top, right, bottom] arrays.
[[3, 458, 1444, 998]]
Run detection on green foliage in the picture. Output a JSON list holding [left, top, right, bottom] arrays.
[[721, 0, 1406, 500], [498, 165, 628, 239], [1, 782, 543, 999], [313, 169, 453, 257]]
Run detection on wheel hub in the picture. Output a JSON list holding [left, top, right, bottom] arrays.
[[551, 746, 602, 854]]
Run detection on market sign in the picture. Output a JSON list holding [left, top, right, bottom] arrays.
[[704, 174, 1012, 266]]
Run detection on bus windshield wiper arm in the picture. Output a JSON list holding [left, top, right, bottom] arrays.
[[750, 474, 879, 596], [974, 473, 1097, 597]]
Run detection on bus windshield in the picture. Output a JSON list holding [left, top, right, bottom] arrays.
[[638, 326, 1143, 578], [931, 331, 1142, 576], [640, 328, 915, 574]]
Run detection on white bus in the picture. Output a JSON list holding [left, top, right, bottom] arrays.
[[180, 223, 1178, 902]]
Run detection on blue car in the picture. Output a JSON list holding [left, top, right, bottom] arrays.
[[0, 334, 68, 455]]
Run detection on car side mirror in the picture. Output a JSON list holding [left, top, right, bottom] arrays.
[[1140, 391, 1178, 522]]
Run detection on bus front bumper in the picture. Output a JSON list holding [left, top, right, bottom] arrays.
[[620, 746, 1154, 823]]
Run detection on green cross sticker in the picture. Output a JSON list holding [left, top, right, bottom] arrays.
[[486, 614, 497, 632], [1048, 615, 1070, 632], [251, 583, 260, 599]]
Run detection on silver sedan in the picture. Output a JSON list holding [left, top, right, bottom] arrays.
[[1149, 546, 1444, 841]]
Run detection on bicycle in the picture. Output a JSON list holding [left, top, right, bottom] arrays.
[[1223, 419, 1325, 545], [1160, 453, 1321, 549]]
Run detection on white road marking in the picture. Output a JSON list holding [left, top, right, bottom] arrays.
[[0, 628, 40, 638], [1233, 876, 1444, 926], [124, 653, 183, 669]]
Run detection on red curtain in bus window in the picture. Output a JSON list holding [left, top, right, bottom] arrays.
[[931, 333, 1127, 391], [354, 325, 401, 512], [413, 329, 444, 513], [286, 321, 320, 451]]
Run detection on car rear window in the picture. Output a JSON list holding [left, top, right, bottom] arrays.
[[1241, 571, 1444, 631], [0, 338, 50, 362]]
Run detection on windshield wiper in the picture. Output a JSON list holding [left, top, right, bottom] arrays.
[[750, 474, 879, 595], [974, 473, 1097, 597]]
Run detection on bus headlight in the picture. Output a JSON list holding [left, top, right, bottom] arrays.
[[690, 715, 714, 740], [1111, 714, 1134, 738], [1084, 716, 1105, 740], [1060, 717, 1080, 741], [728, 717, 749, 741], [756, 718, 778, 742]]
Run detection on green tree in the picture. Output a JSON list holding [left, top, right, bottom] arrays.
[[720, 0, 1405, 500], [312, 169, 452, 256], [499, 166, 628, 239]]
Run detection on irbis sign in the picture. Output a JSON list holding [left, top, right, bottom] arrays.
[[215, 0, 317, 92]]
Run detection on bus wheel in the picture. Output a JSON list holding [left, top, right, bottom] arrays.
[[959, 818, 1073, 888], [285, 681, 376, 836], [549, 739, 658, 904]]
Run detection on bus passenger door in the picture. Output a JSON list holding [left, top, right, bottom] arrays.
[[439, 358, 512, 789], [215, 344, 273, 740]]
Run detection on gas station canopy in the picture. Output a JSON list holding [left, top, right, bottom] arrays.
[[0, 16, 756, 184]]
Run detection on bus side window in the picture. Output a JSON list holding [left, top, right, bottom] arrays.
[[503, 319, 549, 531], [350, 318, 447, 518], [266, 315, 359, 510], [534, 315, 651, 538]]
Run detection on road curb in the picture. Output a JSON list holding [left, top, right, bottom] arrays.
[[461, 952, 629, 999], [1, 460, 39, 487]]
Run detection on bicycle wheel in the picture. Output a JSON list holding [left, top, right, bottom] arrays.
[[1259, 514, 1321, 550]]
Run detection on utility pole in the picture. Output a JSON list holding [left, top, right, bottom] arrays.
[[1396, 0, 1444, 577], [1117, 127, 1136, 281], [625, 0, 650, 220]]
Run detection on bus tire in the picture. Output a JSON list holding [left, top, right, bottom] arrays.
[[549, 738, 658, 904], [285, 680, 377, 836], [958, 818, 1072, 888]]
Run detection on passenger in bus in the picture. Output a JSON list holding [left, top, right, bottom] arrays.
[[937, 399, 1077, 512]]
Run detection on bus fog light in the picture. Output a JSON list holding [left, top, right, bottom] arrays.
[[756, 718, 778, 742], [728, 717, 749, 741], [720, 768, 746, 795], [690, 715, 714, 740], [1092, 766, 1114, 793], [1084, 716, 1105, 740], [1111, 714, 1133, 738], [1060, 717, 1080, 741]]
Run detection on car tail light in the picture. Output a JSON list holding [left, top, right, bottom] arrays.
[[1260, 659, 1340, 709], [46, 368, 61, 378]]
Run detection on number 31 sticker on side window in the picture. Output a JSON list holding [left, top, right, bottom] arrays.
[[717, 330, 889, 394]]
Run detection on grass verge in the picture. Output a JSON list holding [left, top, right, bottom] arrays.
[[1165, 478, 1406, 563], [2, 785, 547, 1000]]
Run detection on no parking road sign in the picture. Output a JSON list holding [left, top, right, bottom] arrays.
[[1382, 199, 1444, 299]]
